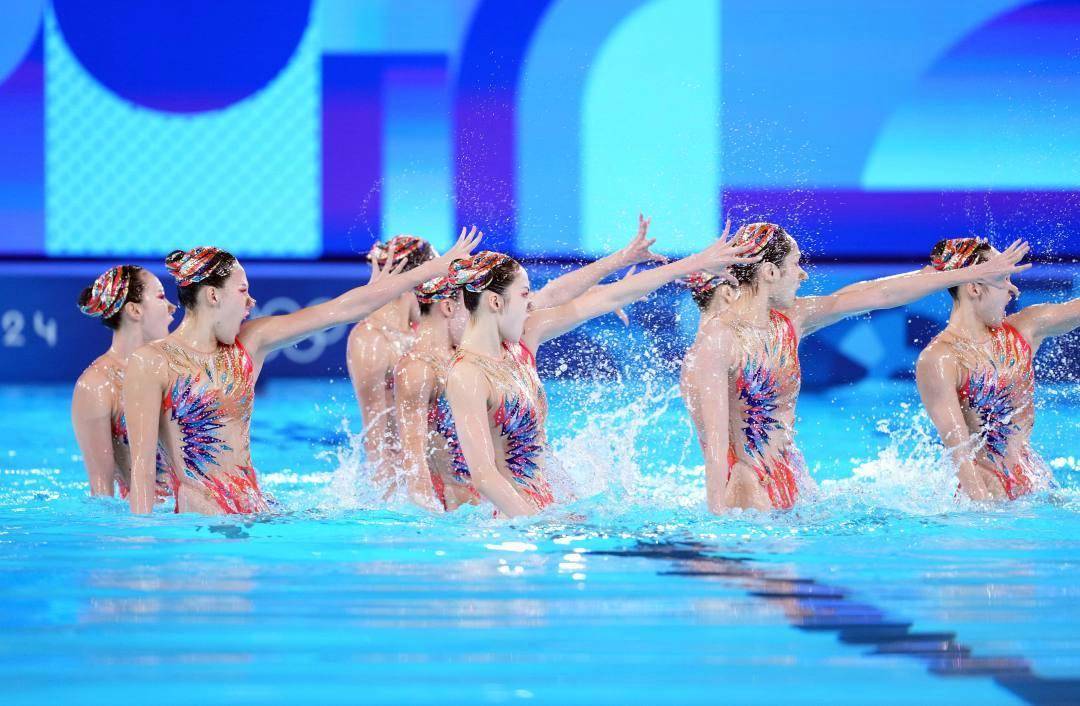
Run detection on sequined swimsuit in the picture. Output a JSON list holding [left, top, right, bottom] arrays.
[[447, 341, 554, 511], [944, 323, 1041, 499], [393, 347, 479, 511], [96, 357, 172, 500], [726, 310, 808, 509], [154, 339, 270, 514]]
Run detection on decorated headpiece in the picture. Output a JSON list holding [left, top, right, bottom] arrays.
[[368, 235, 429, 267], [447, 251, 514, 293], [166, 247, 228, 287], [732, 222, 782, 257], [931, 237, 987, 271], [79, 266, 131, 319], [679, 270, 731, 297], [415, 274, 462, 304]]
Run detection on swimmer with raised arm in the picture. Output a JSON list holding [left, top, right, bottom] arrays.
[[916, 238, 1079, 502], [72, 266, 177, 499], [393, 217, 664, 511], [444, 218, 758, 518], [680, 223, 1031, 513], [122, 229, 482, 515], [346, 234, 441, 479]]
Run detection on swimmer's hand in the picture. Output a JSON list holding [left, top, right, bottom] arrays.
[[691, 219, 762, 276], [615, 213, 668, 267], [366, 242, 409, 285], [969, 239, 1032, 286], [443, 225, 484, 264]]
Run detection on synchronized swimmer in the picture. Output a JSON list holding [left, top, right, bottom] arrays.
[[71, 218, 1079, 517]]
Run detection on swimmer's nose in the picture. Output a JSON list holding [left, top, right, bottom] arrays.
[[167, 301, 177, 315], [798, 267, 809, 282]]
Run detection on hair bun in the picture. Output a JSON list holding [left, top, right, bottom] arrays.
[[447, 251, 512, 293]]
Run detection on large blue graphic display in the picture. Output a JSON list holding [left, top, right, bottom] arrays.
[[1, 0, 1078, 260]]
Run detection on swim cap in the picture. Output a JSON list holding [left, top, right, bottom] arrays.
[[931, 237, 987, 271], [680, 271, 728, 297], [368, 235, 429, 267], [415, 274, 461, 304], [447, 251, 514, 293], [165, 247, 228, 287], [79, 266, 130, 319], [732, 222, 782, 258]]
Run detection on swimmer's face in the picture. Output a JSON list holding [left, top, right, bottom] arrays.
[[493, 269, 532, 342], [135, 271, 176, 341], [209, 264, 256, 344], [769, 239, 808, 308], [964, 248, 1019, 327], [445, 290, 468, 348]]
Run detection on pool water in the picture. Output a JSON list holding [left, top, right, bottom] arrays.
[[2, 375, 1078, 705]]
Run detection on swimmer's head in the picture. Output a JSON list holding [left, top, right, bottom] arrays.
[[79, 265, 176, 339], [368, 235, 436, 272], [728, 222, 807, 307], [416, 274, 468, 346], [930, 237, 1015, 325], [166, 247, 254, 344], [681, 271, 737, 312], [451, 251, 530, 341]]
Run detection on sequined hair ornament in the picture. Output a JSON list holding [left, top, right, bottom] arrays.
[[368, 235, 427, 266], [732, 222, 781, 258], [415, 274, 461, 304], [79, 266, 130, 319], [931, 237, 987, 271], [680, 271, 728, 297], [447, 251, 513, 293], [166, 247, 227, 287]]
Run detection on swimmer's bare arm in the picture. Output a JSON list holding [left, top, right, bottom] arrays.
[[685, 323, 735, 513], [123, 346, 169, 514], [792, 241, 1032, 336], [1008, 297, 1080, 349], [524, 220, 757, 347], [915, 344, 999, 501], [394, 358, 442, 510], [445, 363, 537, 517], [530, 214, 664, 310], [239, 227, 482, 359], [71, 369, 118, 497]]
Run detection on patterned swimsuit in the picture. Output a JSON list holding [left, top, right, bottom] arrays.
[[155, 339, 270, 514], [726, 310, 808, 510], [446, 341, 554, 512], [948, 323, 1040, 499]]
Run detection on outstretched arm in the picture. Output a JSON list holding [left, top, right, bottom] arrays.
[[531, 214, 664, 310], [239, 227, 482, 359], [394, 359, 442, 511], [445, 364, 537, 518], [1009, 297, 1080, 349], [684, 323, 735, 513], [71, 371, 118, 497], [123, 347, 169, 514], [915, 346, 999, 502], [792, 241, 1031, 336], [523, 220, 756, 348]]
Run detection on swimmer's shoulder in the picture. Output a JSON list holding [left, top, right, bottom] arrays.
[[127, 341, 171, 380], [74, 356, 119, 411], [915, 336, 961, 387]]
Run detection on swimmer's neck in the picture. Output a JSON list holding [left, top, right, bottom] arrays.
[[726, 286, 773, 327], [413, 316, 454, 356], [171, 314, 222, 354], [457, 318, 504, 359], [370, 293, 415, 330], [107, 324, 150, 362], [945, 301, 993, 341]]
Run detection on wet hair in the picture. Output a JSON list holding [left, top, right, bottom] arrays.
[[369, 236, 436, 273], [930, 239, 993, 300], [78, 265, 146, 330], [691, 284, 723, 312], [461, 258, 523, 312], [165, 248, 238, 309], [729, 226, 795, 286]]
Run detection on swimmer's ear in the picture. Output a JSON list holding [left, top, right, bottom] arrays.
[[203, 286, 220, 307], [124, 301, 143, 322], [760, 261, 780, 281], [439, 299, 454, 318], [487, 291, 502, 312]]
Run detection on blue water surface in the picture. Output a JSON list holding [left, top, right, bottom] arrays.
[[1, 374, 1078, 705]]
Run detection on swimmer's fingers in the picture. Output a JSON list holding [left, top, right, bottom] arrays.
[[446, 226, 482, 260], [718, 218, 732, 243]]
